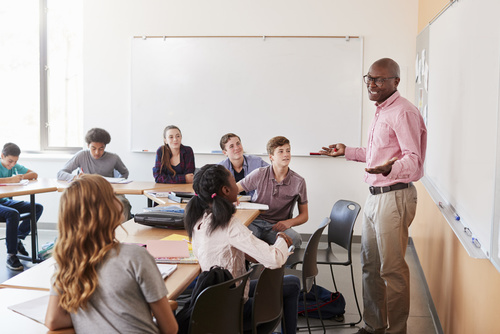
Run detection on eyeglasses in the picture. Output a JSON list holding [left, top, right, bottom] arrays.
[[363, 75, 397, 87]]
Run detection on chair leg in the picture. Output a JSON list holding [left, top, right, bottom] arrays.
[[311, 281, 326, 334], [329, 265, 338, 292], [302, 290, 312, 334], [350, 264, 363, 325]]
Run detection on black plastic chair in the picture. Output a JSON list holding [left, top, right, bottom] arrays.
[[287, 200, 362, 328], [285, 217, 330, 334], [245, 265, 285, 334], [188, 270, 252, 334]]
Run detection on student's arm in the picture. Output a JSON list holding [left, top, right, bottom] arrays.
[[272, 203, 309, 232], [23, 169, 38, 180], [114, 155, 129, 179], [57, 153, 81, 181], [45, 295, 73, 331], [150, 296, 178, 334]]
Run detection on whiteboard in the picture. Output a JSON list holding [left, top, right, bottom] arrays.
[[422, 0, 500, 264], [131, 36, 363, 155]]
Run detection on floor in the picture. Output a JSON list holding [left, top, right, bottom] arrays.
[[0, 227, 440, 333]]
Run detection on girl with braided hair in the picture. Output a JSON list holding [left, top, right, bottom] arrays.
[[184, 164, 300, 333]]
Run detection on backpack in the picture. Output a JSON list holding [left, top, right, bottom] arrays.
[[175, 266, 234, 334], [298, 284, 346, 320]]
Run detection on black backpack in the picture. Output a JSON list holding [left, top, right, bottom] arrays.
[[175, 266, 234, 334]]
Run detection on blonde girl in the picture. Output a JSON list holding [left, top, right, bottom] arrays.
[[45, 175, 177, 334]]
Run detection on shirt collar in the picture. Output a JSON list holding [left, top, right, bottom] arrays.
[[375, 90, 400, 109], [270, 166, 291, 185]]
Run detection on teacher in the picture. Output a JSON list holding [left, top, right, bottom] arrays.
[[320, 58, 427, 334]]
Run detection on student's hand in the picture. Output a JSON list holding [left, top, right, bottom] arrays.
[[276, 232, 293, 248], [10, 175, 23, 183], [365, 157, 398, 176], [272, 220, 292, 232], [185, 173, 194, 183], [319, 143, 346, 157]]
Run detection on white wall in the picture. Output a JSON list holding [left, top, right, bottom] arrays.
[[23, 0, 419, 235]]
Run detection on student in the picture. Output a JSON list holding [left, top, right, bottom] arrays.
[[0, 143, 43, 271], [184, 164, 300, 334], [45, 175, 178, 334], [218, 133, 268, 196], [238, 136, 308, 248], [153, 125, 195, 184], [57, 128, 132, 220]]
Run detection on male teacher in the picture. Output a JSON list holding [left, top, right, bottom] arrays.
[[320, 58, 427, 334]]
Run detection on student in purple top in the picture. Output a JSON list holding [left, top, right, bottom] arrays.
[[218, 133, 268, 196], [237, 136, 308, 248], [153, 125, 195, 184]]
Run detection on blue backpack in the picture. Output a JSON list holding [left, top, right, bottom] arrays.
[[298, 284, 346, 320]]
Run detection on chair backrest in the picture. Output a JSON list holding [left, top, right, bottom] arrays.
[[189, 270, 251, 334], [328, 200, 361, 253], [287, 195, 299, 219], [251, 265, 285, 334], [301, 217, 330, 293]]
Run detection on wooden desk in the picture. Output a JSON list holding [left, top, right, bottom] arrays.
[[0, 287, 74, 334], [0, 178, 58, 263]]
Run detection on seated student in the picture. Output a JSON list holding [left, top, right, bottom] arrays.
[[184, 164, 300, 334], [218, 133, 268, 196], [57, 128, 132, 220], [45, 175, 178, 334], [153, 125, 195, 184], [0, 143, 43, 271], [238, 136, 308, 248]]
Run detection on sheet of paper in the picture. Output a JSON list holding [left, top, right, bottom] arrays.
[[8, 294, 49, 324], [157, 263, 177, 279], [0, 179, 29, 186], [102, 177, 133, 184]]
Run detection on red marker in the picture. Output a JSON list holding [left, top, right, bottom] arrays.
[[333, 148, 338, 152], [309, 152, 321, 155]]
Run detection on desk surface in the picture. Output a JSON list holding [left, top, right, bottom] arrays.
[[57, 180, 194, 195], [0, 178, 58, 198], [0, 288, 74, 334]]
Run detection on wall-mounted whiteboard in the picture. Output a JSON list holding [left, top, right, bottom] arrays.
[[131, 36, 363, 155], [420, 0, 500, 269]]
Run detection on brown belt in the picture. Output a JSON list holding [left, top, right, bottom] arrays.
[[369, 182, 412, 195]]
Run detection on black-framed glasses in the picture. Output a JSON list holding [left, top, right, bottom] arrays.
[[363, 75, 397, 87]]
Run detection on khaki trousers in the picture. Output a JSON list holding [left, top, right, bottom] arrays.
[[361, 185, 417, 334]]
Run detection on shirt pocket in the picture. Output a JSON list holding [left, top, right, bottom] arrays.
[[373, 122, 398, 149]]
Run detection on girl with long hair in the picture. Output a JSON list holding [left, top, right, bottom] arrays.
[[153, 125, 195, 184], [45, 175, 177, 334], [184, 164, 300, 333]]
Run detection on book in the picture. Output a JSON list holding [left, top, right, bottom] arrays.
[[171, 191, 195, 198], [168, 193, 191, 203], [235, 202, 270, 210], [145, 191, 171, 198]]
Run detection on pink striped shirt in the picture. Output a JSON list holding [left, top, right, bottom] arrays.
[[345, 91, 427, 187]]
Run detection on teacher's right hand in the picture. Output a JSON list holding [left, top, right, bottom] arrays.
[[320, 143, 345, 157]]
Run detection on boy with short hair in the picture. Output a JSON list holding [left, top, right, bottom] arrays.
[[0, 142, 44, 270], [218, 133, 268, 196], [57, 128, 132, 219], [237, 136, 308, 248]]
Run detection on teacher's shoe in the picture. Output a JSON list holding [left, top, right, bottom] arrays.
[[6, 254, 24, 271], [17, 239, 29, 256]]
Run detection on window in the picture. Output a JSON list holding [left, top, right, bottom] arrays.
[[0, 0, 83, 152]]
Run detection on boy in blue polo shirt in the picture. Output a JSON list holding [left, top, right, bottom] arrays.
[[0, 143, 43, 271]]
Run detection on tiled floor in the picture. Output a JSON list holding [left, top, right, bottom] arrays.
[[0, 227, 440, 333]]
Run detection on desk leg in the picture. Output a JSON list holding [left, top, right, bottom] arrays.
[[30, 194, 41, 263]]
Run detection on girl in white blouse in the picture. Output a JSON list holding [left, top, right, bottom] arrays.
[[184, 164, 300, 333]]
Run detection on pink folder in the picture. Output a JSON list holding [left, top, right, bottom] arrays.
[[146, 240, 190, 259]]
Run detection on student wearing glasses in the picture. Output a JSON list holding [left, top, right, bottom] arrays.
[[320, 58, 427, 334]]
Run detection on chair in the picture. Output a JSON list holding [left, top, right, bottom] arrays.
[[287, 200, 362, 328], [188, 270, 252, 334], [245, 265, 285, 334], [0, 201, 31, 245], [285, 217, 330, 334]]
